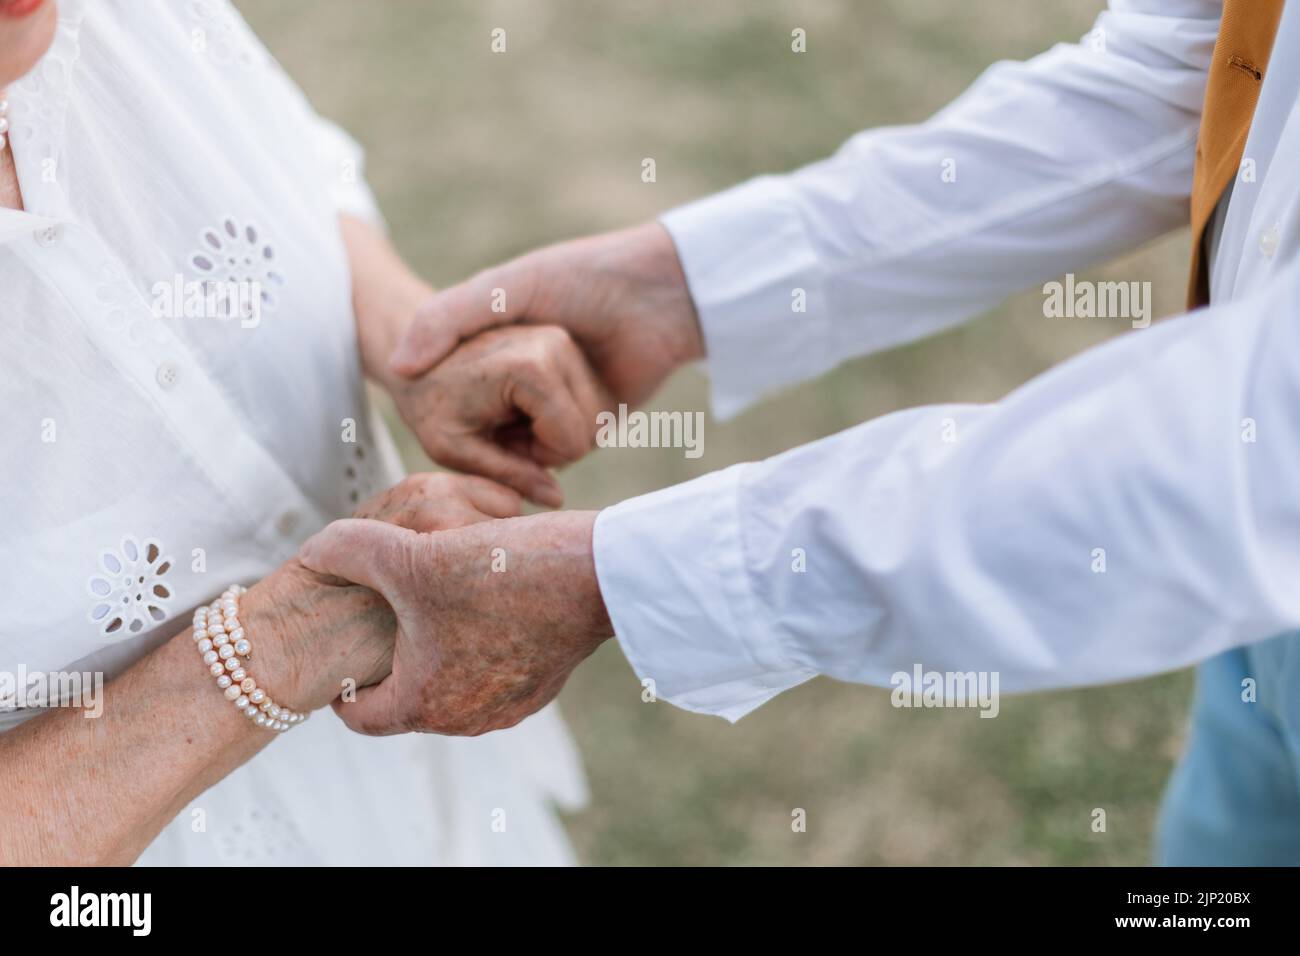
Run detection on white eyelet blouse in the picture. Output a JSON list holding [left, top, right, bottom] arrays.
[[0, 0, 584, 865]]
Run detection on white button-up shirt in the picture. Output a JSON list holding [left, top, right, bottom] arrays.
[[0, 0, 583, 865], [0, 0, 387, 702], [594, 0, 1300, 720]]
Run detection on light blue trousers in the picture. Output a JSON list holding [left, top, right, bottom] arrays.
[[1156, 634, 1300, 865]]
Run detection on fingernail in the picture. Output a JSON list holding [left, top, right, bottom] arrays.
[[532, 482, 564, 508]]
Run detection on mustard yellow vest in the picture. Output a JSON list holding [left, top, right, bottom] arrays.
[[1187, 0, 1285, 307]]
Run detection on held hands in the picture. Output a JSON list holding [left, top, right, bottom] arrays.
[[391, 222, 703, 410], [238, 473, 522, 714], [299, 222, 697, 735], [297, 511, 613, 736], [387, 326, 610, 507], [351, 215, 699, 504]]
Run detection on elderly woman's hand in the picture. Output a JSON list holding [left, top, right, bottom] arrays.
[[339, 216, 608, 509], [237, 473, 521, 713], [387, 326, 611, 508]]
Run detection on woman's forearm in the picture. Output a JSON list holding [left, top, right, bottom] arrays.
[[0, 566, 391, 865], [0, 622, 277, 865], [341, 214, 434, 394]]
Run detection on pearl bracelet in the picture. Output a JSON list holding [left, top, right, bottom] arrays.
[[191, 584, 307, 732]]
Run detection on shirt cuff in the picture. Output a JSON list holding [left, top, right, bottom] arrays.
[[660, 175, 830, 421], [592, 463, 817, 722]]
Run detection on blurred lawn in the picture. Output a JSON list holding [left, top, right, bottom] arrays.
[[242, 0, 1195, 865]]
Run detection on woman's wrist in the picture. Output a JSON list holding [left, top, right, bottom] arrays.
[[340, 214, 435, 394], [237, 562, 395, 712], [357, 275, 432, 391], [191, 587, 309, 731], [230, 569, 317, 710]]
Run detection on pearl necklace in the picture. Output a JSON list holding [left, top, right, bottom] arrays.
[[0, 93, 9, 152]]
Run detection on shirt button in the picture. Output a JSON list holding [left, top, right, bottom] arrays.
[[155, 361, 179, 390], [1259, 222, 1281, 259], [33, 224, 62, 247], [276, 511, 300, 535]]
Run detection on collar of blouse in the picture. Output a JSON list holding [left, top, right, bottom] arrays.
[[1, 0, 84, 235]]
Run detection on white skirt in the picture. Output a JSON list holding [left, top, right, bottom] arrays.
[[136, 701, 587, 866]]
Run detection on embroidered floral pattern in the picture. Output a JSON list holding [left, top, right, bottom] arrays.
[[215, 804, 311, 864], [344, 439, 381, 508], [6, 19, 79, 153], [187, 216, 285, 314], [95, 259, 169, 346], [87, 536, 174, 637]]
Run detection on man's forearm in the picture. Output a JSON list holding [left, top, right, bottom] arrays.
[[509, 509, 613, 642], [594, 255, 1300, 719]]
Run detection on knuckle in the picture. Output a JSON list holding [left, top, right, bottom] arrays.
[[534, 324, 570, 350], [505, 467, 539, 491], [340, 709, 377, 735], [493, 710, 527, 733], [413, 295, 441, 322], [418, 428, 450, 456], [516, 349, 549, 379], [493, 485, 524, 512], [401, 710, 431, 734], [414, 472, 453, 495], [421, 711, 462, 735], [397, 473, 427, 496]]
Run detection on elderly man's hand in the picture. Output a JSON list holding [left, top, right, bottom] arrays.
[[389, 223, 703, 410], [296, 510, 613, 736], [245, 472, 523, 715]]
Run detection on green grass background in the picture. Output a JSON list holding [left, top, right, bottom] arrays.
[[241, 0, 1195, 865]]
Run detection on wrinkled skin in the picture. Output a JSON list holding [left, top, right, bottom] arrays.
[[390, 222, 703, 410], [298, 509, 612, 736], [246, 472, 523, 711], [388, 325, 611, 507]]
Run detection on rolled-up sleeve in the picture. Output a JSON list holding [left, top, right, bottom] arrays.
[[310, 116, 385, 228]]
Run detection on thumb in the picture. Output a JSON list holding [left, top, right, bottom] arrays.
[[331, 675, 407, 737], [298, 518, 415, 593], [389, 262, 536, 378]]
